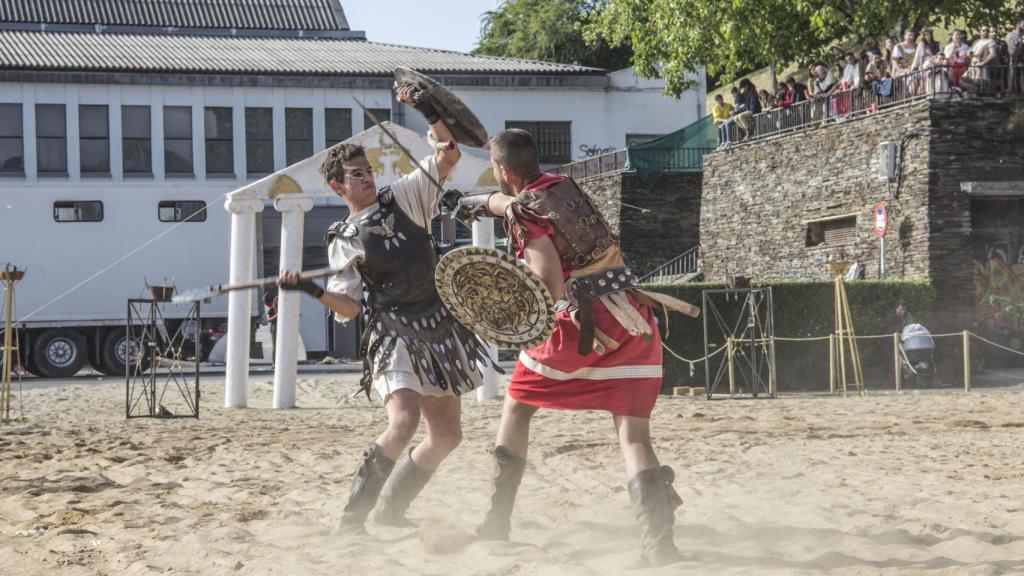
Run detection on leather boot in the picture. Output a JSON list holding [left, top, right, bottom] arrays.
[[476, 445, 526, 540], [373, 447, 434, 527], [330, 442, 396, 536], [627, 465, 684, 567]]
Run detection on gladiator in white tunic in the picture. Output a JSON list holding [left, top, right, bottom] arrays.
[[325, 156, 494, 400]]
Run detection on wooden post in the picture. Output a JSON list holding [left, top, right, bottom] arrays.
[[893, 332, 902, 392], [963, 330, 971, 392], [828, 334, 835, 394], [727, 337, 736, 397]]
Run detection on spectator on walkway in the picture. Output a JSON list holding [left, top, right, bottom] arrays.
[[712, 93, 734, 147], [970, 25, 996, 89], [734, 78, 761, 141], [1008, 19, 1024, 91], [945, 29, 974, 92], [785, 76, 807, 103], [918, 28, 941, 60], [891, 29, 918, 77], [993, 28, 1010, 92], [864, 49, 888, 85], [860, 37, 880, 65], [758, 88, 777, 111]]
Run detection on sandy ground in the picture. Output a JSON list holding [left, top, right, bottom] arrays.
[[2, 374, 1024, 576]]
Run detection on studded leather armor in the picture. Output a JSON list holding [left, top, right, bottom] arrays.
[[326, 187, 496, 395]]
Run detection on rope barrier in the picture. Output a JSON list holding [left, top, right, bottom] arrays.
[[968, 332, 1024, 357], [661, 342, 727, 377]]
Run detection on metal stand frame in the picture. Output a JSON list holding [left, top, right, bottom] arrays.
[[126, 299, 200, 419], [702, 288, 777, 399]]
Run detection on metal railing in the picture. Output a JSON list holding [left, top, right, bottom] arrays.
[[717, 64, 1023, 146], [551, 149, 626, 180], [640, 245, 700, 284]]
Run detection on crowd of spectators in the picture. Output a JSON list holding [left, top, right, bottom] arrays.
[[715, 21, 1024, 147]]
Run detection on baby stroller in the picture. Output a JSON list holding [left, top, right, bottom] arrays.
[[899, 323, 938, 388]]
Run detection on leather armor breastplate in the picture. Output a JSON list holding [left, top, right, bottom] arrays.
[[514, 177, 618, 269], [326, 187, 439, 311]]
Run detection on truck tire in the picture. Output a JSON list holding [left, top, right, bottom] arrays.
[[100, 330, 150, 376], [30, 329, 87, 378]]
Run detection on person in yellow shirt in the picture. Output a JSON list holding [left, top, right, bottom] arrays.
[[712, 93, 735, 147]]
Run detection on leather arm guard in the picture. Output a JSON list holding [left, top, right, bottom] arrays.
[[404, 85, 440, 124], [279, 276, 325, 299]]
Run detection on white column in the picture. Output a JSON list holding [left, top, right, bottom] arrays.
[[473, 219, 501, 401], [223, 194, 265, 408], [273, 194, 314, 409]]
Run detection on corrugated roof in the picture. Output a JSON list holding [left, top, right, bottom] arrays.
[[0, 30, 604, 76], [0, 0, 349, 31]]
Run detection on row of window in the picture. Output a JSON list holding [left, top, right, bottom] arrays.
[[52, 200, 207, 222], [0, 103, 388, 177], [0, 103, 575, 176]]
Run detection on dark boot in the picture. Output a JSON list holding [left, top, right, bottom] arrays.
[[373, 448, 434, 527], [628, 465, 684, 567], [476, 445, 526, 540], [330, 442, 396, 536]]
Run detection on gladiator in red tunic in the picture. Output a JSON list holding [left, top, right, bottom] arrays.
[[460, 128, 698, 567], [506, 173, 663, 418]]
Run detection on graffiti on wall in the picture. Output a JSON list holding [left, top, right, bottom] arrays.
[[974, 240, 1024, 349]]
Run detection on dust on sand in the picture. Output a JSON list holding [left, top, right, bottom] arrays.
[[2, 374, 1024, 575]]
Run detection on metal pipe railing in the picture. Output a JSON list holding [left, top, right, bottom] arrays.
[[640, 245, 700, 284]]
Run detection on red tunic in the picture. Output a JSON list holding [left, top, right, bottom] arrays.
[[508, 174, 663, 418]]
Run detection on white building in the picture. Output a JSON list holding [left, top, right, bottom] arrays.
[[0, 0, 706, 377]]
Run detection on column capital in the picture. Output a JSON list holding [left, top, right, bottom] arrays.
[[224, 194, 266, 214], [273, 195, 315, 213]]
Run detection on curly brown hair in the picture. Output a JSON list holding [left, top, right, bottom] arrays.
[[319, 143, 366, 184]]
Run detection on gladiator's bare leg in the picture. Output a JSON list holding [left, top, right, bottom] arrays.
[[374, 394, 462, 526], [613, 414, 660, 479], [411, 394, 462, 469], [495, 395, 539, 458], [375, 388, 421, 460]]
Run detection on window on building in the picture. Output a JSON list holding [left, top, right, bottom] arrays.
[[204, 107, 233, 176], [158, 200, 207, 222], [363, 108, 390, 128], [806, 216, 857, 247], [36, 104, 67, 175], [505, 121, 571, 164], [79, 105, 109, 175], [325, 108, 353, 145], [122, 105, 151, 175], [245, 107, 274, 176], [53, 200, 103, 222], [0, 103, 24, 175], [164, 106, 193, 175], [285, 108, 313, 166]]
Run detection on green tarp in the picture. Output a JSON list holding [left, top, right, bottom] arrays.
[[624, 115, 717, 187]]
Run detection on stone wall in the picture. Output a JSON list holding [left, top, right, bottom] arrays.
[[581, 171, 702, 274], [928, 99, 1024, 328], [701, 101, 933, 284], [699, 97, 1024, 330]]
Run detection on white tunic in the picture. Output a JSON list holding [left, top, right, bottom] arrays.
[[326, 155, 480, 400]]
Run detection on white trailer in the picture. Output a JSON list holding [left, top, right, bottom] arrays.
[[0, 179, 244, 377]]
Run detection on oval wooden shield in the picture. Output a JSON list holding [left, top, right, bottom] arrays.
[[435, 247, 555, 349]]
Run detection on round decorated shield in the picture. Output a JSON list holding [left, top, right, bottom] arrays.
[[435, 247, 555, 349]]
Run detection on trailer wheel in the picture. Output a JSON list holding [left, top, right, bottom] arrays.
[[100, 330, 150, 376], [30, 329, 87, 378]]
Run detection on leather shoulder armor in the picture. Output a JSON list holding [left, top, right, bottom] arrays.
[[512, 177, 617, 268]]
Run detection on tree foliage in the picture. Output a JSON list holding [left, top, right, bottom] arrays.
[[474, 0, 632, 71], [588, 0, 1024, 95]]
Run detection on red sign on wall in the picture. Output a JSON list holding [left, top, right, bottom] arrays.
[[873, 203, 888, 238]]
